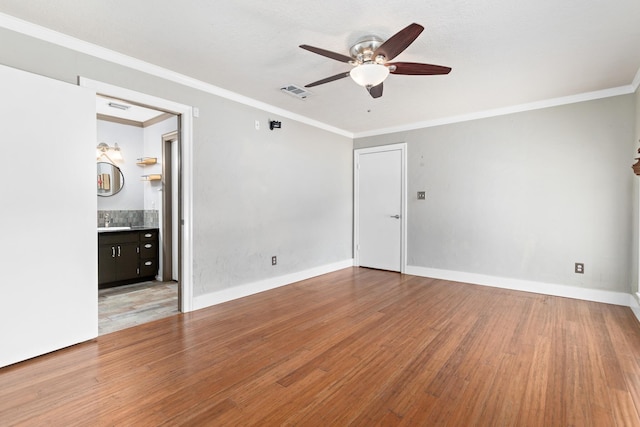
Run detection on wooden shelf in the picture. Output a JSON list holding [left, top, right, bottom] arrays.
[[136, 157, 157, 165], [141, 174, 162, 181]]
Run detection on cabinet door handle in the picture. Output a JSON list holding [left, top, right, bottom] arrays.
[[117, 245, 121, 257], [144, 261, 153, 266], [144, 233, 152, 238], [145, 244, 152, 249], [111, 246, 116, 258]]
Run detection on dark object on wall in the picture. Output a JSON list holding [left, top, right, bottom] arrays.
[[633, 145, 640, 176], [269, 120, 281, 130]]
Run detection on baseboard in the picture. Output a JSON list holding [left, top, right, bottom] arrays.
[[405, 265, 633, 307], [632, 293, 640, 324], [193, 259, 354, 311]]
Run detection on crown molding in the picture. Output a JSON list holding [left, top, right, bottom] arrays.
[[0, 12, 353, 139], [354, 84, 636, 138]]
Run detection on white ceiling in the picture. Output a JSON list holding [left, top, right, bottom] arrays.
[[1, 1, 639, 135]]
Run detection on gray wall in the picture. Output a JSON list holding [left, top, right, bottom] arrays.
[[356, 95, 636, 293], [0, 27, 353, 298], [191, 104, 353, 293]]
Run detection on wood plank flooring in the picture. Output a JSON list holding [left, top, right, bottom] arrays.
[[2, 267, 640, 426]]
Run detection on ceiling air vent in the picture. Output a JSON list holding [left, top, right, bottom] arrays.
[[280, 84, 312, 100]]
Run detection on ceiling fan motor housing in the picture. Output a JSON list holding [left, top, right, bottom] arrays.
[[349, 36, 385, 64]]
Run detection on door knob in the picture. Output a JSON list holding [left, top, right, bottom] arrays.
[[390, 215, 400, 219]]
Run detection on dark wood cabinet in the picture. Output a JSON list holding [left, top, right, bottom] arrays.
[[98, 229, 159, 288]]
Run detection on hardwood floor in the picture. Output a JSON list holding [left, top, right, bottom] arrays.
[[2, 267, 640, 426]]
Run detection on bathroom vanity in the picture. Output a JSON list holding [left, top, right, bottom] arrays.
[[98, 227, 159, 288]]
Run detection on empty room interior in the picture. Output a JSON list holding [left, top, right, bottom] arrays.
[[2, 1, 640, 425]]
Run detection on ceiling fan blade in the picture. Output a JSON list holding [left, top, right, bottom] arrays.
[[388, 62, 452, 75], [299, 45, 353, 63], [304, 71, 351, 88], [374, 23, 424, 61], [368, 83, 383, 98]]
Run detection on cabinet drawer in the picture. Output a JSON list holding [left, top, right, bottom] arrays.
[[140, 230, 157, 242], [140, 258, 157, 277], [140, 242, 157, 258], [99, 231, 139, 245]]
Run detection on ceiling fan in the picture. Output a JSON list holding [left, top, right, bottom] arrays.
[[299, 23, 451, 99]]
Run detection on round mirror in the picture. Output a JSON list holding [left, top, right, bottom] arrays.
[[97, 162, 125, 197]]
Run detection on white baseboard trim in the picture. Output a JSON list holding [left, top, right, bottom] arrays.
[[631, 293, 640, 323], [405, 265, 634, 308], [193, 259, 354, 311]]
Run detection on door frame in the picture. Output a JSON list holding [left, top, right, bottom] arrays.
[[79, 77, 195, 313], [161, 131, 178, 285], [354, 143, 407, 273]]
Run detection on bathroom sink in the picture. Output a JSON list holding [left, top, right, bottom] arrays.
[[97, 226, 131, 232]]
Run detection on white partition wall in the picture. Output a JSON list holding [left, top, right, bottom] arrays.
[[0, 64, 97, 368]]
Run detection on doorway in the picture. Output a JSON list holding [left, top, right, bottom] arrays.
[[82, 77, 194, 334], [96, 95, 180, 334], [354, 143, 407, 273]]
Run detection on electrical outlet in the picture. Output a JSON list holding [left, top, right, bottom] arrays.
[[417, 191, 426, 200], [575, 263, 584, 274], [272, 256, 277, 266]]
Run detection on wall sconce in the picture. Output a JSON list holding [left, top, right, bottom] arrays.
[[96, 142, 123, 163]]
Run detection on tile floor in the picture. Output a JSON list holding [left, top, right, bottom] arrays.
[[98, 281, 179, 335]]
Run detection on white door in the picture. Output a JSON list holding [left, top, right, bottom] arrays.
[[0, 64, 97, 368], [355, 144, 406, 272]]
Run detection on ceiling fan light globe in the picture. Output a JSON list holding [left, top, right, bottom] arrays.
[[349, 63, 390, 87]]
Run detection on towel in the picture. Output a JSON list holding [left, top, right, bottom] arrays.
[[102, 173, 111, 191]]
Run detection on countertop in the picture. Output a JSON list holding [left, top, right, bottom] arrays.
[[97, 226, 159, 233]]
